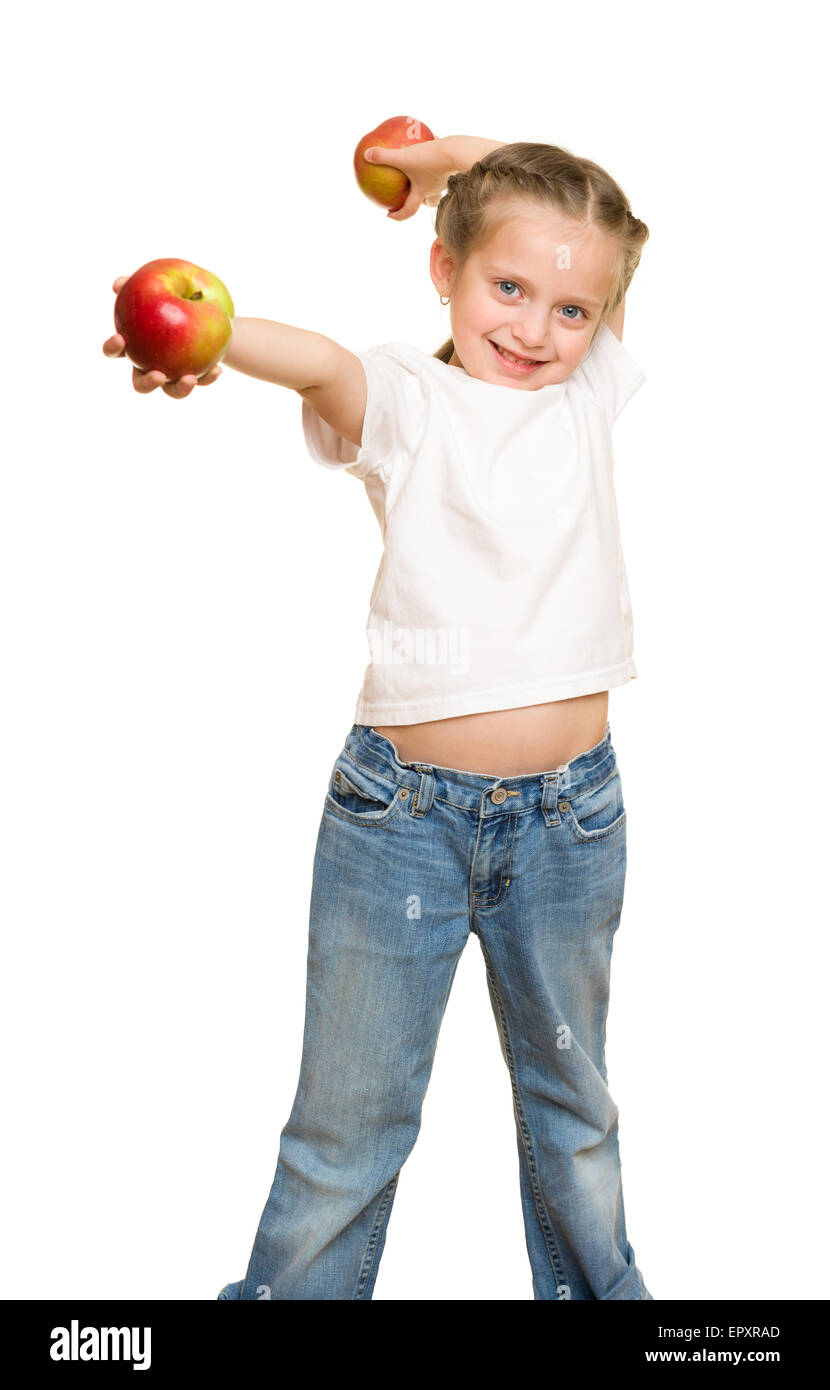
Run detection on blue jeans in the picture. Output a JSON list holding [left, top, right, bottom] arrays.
[[218, 720, 652, 1300]]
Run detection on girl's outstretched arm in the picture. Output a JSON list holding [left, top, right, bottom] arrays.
[[225, 319, 368, 447], [223, 318, 349, 392], [104, 274, 366, 436], [103, 275, 348, 402]]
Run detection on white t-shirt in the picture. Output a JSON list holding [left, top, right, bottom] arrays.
[[301, 320, 646, 725]]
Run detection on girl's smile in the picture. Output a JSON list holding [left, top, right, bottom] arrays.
[[488, 338, 549, 373]]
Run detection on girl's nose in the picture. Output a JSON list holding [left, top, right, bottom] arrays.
[[514, 313, 549, 351]]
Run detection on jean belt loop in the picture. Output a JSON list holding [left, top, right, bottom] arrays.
[[540, 771, 562, 827], [410, 764, 435, 818], [556, 759, 572, 806]]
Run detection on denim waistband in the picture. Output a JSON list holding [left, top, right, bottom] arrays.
[[342, 720, 618, 820]]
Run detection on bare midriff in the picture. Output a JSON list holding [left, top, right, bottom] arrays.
[[373, 690, 609, 778]]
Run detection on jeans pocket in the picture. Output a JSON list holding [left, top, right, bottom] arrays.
[[561, 768, 626, 842], [324, 754, 407, 827]]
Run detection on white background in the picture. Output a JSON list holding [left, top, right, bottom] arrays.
[[2, 0, 827, 1302]]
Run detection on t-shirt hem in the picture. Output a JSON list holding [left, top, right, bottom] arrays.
[[353, 660, 637, 725]]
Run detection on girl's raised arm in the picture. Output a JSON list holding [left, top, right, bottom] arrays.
[[365, 134, 507, 222]]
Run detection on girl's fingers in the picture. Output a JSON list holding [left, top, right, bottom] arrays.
[[105, 279, 129, 356], [161, 375, 196, 398], [366, 148, 438, 218], [133, 368, 166, 394], [365, 145, 409, 166], [162, 366, 222, 396], [387, 185, 422, 221], [126, 363, 219, 396], [105, 279, 130, 356]]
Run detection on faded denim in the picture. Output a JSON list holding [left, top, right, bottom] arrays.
[[218, 719, 652, 1300]]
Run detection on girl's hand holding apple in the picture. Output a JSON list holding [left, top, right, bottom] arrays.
[[360, 134, 507, 222], [102, 271, 227, 398], [360, 134, 450, 221]]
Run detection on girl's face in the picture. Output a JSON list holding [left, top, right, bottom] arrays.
[[430, 202, 620, 389]]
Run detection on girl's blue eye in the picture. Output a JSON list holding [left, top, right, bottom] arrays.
[[496, 285, 585, 319]]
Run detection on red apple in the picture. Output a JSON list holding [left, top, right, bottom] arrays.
[[354, 116, 437, 212], [114, 258, 234, 380]]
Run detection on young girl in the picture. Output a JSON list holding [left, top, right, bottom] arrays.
[[105, 135, 653, 1301]]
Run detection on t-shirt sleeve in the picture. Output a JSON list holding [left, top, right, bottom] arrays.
[[301, 342, 427, 481], [570, 320, 647, 427]]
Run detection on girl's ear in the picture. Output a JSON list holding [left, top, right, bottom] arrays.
[[429, 237, 456, 298]]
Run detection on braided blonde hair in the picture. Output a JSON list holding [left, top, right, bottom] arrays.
[[432, 142, 649, 363]]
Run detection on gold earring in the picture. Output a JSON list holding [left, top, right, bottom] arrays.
[[440, 294, 450, 306]]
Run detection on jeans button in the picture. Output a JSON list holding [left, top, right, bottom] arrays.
[[558, 800, 570, 812], [490, 787, 507, 804]]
